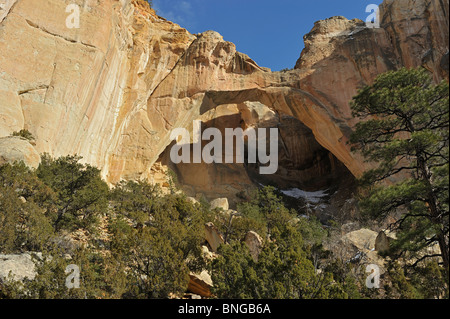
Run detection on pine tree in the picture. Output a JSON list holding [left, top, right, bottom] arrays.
[[350, 67, 449, 280]]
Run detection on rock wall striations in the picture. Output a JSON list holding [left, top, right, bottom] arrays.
[[0, 0, 448, 200]]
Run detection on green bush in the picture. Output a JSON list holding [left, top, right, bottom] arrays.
[[36, 154, 109, 232], [108, 181, 211, 298], [12, 129, 35, 141]]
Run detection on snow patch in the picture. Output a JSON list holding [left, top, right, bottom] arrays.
[[280, 188, 328, 204]]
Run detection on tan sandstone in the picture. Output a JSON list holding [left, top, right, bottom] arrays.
[[0, 0, 447, 200]]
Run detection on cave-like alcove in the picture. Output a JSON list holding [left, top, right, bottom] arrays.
[[155, 106, 356, 222]]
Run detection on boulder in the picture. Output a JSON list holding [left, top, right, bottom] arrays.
[[187, 270, 213, 298], [204, 222, 224, 252], [187, 197, 199, 205], [210, 198, 229, 211], [0, 253, 41, 281], [201, 245, 217, 260], [339, 228, 386, 272], [244, 231, 264, 262], [0, 136, 40, 168], [343, 228, 378, 251], [375, 231, 392, 253]]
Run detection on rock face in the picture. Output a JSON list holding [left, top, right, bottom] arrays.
[[0, 0, 448, 199]]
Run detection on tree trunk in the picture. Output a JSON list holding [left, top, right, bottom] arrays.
[[417, 154, 449, 278]]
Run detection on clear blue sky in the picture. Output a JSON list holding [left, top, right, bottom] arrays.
[[152, 0, 383, 71]]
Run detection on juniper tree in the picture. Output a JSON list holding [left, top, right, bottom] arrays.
[[350, 67, 449, 279], [36, 154, 109, 232], [108, 181, 209, 298], [210, 186, 354, 299], [0, 162, 54, 253]]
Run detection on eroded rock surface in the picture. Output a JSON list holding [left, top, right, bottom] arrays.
[[0, 0, 448, 200], [0, 136, 40, 168]]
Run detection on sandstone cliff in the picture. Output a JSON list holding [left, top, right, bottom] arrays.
[[0, 0, 448, 202]]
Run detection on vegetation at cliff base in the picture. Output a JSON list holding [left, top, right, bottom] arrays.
[[0, 156, 368, 299]]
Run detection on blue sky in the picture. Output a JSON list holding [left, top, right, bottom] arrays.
[[152, 0, 383, 71]]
